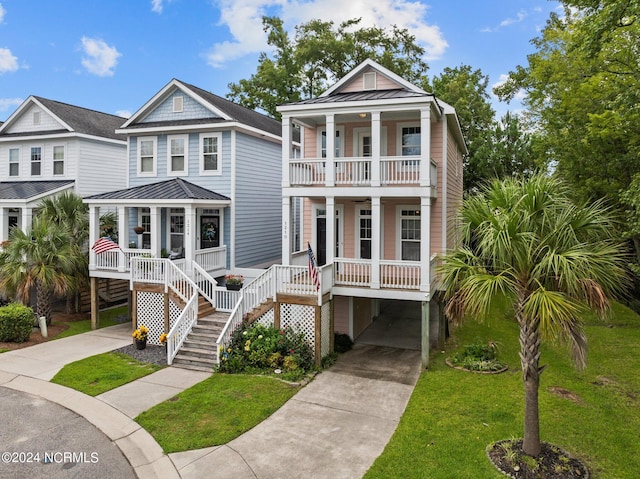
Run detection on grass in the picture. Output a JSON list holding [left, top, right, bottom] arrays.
[[50, 352, 164, 396], [136, 374, 300, 453], [53, 305, 127, 339], [0, 348, 8, 353], [364, 300, 640, 479]]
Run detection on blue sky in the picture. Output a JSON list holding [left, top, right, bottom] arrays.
[[0, 0, 561, 122]]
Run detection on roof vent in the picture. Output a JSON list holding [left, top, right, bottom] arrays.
[[363, 72, 376, 90], [173, 96, 184, 113], [33, 111, 41, 125]]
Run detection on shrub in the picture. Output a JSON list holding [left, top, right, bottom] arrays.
[[449, 341, 507, 372], [0, 303, 35, 343], [334, 333, 353, 353], [218, 323, 314, 380]]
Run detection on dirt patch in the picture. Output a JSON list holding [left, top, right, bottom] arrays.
[[549, 386, 582, 404], [0, 312, 88, 351]]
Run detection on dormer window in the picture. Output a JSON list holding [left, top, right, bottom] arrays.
[[173, 96, 184, 113], [33, 111, 41, 125], [363, 72, 376, 90]]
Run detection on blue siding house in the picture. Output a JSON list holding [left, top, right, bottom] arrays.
[[84, 79, 282, 328]]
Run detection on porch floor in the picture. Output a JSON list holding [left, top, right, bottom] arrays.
[[356, 300, 421, 350]]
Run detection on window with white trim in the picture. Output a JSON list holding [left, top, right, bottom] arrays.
[[358, 209, 372, 259], [53, 145, 65, 175], [398, 123, 421, 169], [170, 208, 184, 250], [319, 127, 344, 158], [138, 137, 157, 175], [168, 135, 188, 175], [400, 209, 420, 261], [140, 208, 151, 249], [9, 148, 19, 177], [30, 146, 42, 176], [200, 133, 222, 175]]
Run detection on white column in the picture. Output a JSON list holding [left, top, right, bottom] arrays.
[[326, 197, 335, 264], [420, 107, 431, 187], [420, 196, 431, 292], [150, 206, 161, 257], [371, 111, 381, 187], [371, 196, 381, 288], [21, 207, 33, 234], [184, 206, 196, 277], [282, 116, 291, 187], [0, 208, 5, 243], [88, 206, 99, 270], [117, 206, 129, 272], [326, 114, 335, 187], [282, 197, 291, 265]]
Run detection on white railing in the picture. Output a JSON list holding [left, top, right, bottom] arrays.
[[165, 260, 195, 302], [289, 159, 325, 185], [166, 293, 198, 365], [194, 246, 226, 273], [430, 159, 438, 188], [380, 260, 421, 290], [131, 257, 165, 284], [381, 156, 420, 185], [335, 158, 371, 186], [334, 258, 371, 287], [94, 248, 152, 272], [275, 264, 316, 295], [430, 254, 439, 289]]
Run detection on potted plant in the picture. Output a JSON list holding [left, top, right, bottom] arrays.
[[225, 274, 244, 291], [132, 325, 149, 350], [159, 333, 168, 349], [133, 226, 145, 235]]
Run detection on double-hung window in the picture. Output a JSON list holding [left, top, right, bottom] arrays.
[[31, 147, 42, 176], [168, 135, 188, 175], [358, 209, 372, 259], [400, 208, 421, 261], [138, 137, 157, 175], [399, 124, 421, 171], [200, 133, 222, 175], [9, 148, 19, 177], [53, 145, 65, 175]]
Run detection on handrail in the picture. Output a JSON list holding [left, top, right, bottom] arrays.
[[166, 293, 198, 365]]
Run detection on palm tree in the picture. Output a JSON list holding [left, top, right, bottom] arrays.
[[0, 216, 81, 325], [439, 174, 628, 457]]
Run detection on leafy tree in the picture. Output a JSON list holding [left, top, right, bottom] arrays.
[[227, 16, 429, 118], [439, 174, 628, 457], [0, 217, 81, 325]]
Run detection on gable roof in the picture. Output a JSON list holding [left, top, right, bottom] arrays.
[[120, 79, 281, 137], [0, 180, 75, 200], [0, 96, 125, 141], [84, 178, 231, 202]]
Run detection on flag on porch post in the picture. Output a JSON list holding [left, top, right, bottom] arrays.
[[91, 237, 121, 254], [307, 242, 320, 292]]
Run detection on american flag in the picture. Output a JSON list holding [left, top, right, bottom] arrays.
[[307, 242, 320, 292], [91, 237, 121, 254]]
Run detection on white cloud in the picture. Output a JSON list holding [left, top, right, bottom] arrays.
[[115, 109, 132, 118], [483, 9, 529, 33], [206, 0, 447, 68], [0, 97, 22, 113], [0, 47, 18, 74], [0, 3, 6, 23], [151, 0, 163, 13], [80, 37, 121, 76]]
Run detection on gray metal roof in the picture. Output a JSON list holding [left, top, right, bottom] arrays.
[[284, 89, 433, 106], [85, 178, 230, 201], [0, 180, 75, 200]]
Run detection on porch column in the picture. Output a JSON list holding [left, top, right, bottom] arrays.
[[282, 196, 291, 266], [282, 116, 291, 188], [421, 300, 430, 369], [150, 206, 161, 257], [184, 205, 196, 277], [21, 207, 33, 234], [117, 206, 129, 272], [88, 205, 100, 271], [0, 208, 5, 243], [419, 107, 431, 187], [326, 114, 335, 187], [420, 196, 431, 292], [371, 111, 381, 187], [326, 197, 335, 264], [371, 196, 381, 289]]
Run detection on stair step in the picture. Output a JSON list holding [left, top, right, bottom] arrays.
[[179, 346, 217, 359], [171, 362, 215, 373], [173, 354, 217, 370], [184, 338, 217, 350]]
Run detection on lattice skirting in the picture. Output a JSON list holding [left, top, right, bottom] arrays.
[[321, 301, 331, 358], [256, 309, 275, 327], [280, 303, 316, 346], [135, 291, 181, 345]]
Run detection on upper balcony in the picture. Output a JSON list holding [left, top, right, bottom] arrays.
[[286, 155, 437, 194]]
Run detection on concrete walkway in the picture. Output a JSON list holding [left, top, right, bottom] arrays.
[[0, 323, 422, 479]]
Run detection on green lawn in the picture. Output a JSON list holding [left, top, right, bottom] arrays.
[[136, 374, 300, 453], [50, 352, 164, 396], [53, 305, 127, 339], [364, 301, 640, 479]]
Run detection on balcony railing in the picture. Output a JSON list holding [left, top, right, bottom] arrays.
[[288, 156, 437, 187], [334, 257, 422, 290]]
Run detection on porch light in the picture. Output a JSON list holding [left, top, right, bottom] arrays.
[[358, 113, 367, 118]]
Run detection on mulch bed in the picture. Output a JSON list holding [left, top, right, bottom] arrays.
[[113, 344, 167, 366], [487, 439, 589, 478], [0, 312, 88, 351]]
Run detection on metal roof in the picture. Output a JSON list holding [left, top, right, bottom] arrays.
[[0, 180, 75, 200], [284, 89, 432, 106], [84, 178, 230, 201]]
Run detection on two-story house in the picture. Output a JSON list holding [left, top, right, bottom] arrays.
[[84, 79, 282, 338], [277, 59, 466, 367], [0, 96, 127, 242]]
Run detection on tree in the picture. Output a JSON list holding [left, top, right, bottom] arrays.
[[425, 65, 496, 192], [439, 174, 628, 457], [227, 16, 429, 118], [0, 217, 81, 325]]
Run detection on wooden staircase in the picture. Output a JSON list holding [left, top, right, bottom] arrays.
[[172, 311, 229, 371]]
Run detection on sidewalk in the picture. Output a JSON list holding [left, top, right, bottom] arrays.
[[0, 323, 422, 479]]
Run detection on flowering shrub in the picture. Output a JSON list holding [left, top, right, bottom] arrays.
[[218, 323, 314, 380], [224, 274, 244, 285], [132, 325, 149, 342], [159, 333, 168, 344]]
